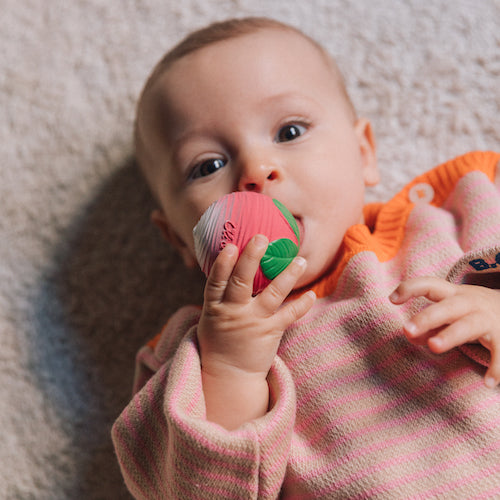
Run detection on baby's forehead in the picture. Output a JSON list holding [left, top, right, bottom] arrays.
[[144, 31, 345, 133], [148, 32, 351, 130], [152, 27, 337, 92]]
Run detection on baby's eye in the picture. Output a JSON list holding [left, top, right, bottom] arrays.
[[275, 123, 307, 143], [190, 158, 226, 180]]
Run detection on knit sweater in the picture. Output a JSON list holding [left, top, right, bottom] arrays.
[[113, 151, 500, 499]]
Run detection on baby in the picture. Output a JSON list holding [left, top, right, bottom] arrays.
[[113, 17, 500, 499]]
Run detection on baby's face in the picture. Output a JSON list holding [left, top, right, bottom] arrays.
[[139, 28, 378, 288]]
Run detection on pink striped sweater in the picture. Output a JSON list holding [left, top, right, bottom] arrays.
[[113, 151, 500, 499]]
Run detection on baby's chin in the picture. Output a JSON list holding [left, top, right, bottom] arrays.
[[288, 263, 321, 292], [293, 251, 340, 291]]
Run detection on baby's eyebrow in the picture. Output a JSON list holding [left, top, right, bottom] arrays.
[[259, 91, 319, 109], [170, 128, 214, 151], [169, 129, 218, 166]]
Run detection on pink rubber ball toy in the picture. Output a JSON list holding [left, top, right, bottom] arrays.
[[193, 192, 300, 294]]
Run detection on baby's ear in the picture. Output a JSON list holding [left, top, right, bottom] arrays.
[[355, 118, 379, 187], [150, 209, 198, 268]]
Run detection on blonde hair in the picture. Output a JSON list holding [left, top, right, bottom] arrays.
[[135, 17, 355, 194]]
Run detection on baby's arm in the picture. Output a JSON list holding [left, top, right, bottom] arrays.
[[198, 234, 316, 430], [390, 277, 500, 388]]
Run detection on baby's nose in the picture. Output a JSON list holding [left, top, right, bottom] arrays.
[[237, 160, 281, 193]]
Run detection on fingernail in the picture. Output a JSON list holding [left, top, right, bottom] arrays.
[[484, 376, 496, 389], [294, 256, 306, 267], [429, 337, 442, 350], [389, 291, 399, 302], [224, 243, 237, 256], [404, 321, 417, 336], [254, 234, 268, 248]]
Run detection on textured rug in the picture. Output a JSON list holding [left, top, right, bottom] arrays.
[[2, 0, 499, 498]]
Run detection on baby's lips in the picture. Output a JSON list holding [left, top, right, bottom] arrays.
[[193, 192, 300, 294]]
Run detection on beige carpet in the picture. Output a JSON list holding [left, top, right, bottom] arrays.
[[2, 0, 499, 497]]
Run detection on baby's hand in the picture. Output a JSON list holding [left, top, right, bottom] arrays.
[[390, 277, 500, 388], [197, 235, 315, 428], [198, 234, 315, 376]]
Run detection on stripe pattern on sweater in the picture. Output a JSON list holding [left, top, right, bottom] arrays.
[[113, 151, 500, 499]]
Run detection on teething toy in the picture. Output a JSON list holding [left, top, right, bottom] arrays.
[[193, 192, 300, 294]]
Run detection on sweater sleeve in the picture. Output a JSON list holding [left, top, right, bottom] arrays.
[[112, 310, 296, 500], [447, 247, 500, 367]]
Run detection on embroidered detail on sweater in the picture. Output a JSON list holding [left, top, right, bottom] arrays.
[[469, 252, 500, 271]]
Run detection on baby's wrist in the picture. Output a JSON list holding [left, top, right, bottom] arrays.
[[200, 356, 270, 383], [201, 362, 270, 429]]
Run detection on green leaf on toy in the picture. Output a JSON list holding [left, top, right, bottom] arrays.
[[273, 199, 300, 243], [260, 238, 299, 280]]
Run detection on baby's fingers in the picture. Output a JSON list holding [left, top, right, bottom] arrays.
[[390, 276, 457, 304], [427, 317, 500, 389], [424, 312, 485, 353], [258, 256, 308, 313], [204, 243, 240, 303], [484, 344, 500, 388], [224, 235, 269, 303], [276, 289, 316, 328], [403, 294, 472, 342]]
